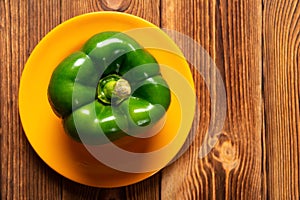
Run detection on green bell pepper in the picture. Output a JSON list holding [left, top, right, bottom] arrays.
[[48, 31, 171, 144]]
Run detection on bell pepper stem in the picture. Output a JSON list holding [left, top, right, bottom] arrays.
[[97, 74, 131, 104], [114, 79, 131, 98]]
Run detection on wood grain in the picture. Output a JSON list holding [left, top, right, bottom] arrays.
[[1, 0, 300, 199], [1, 0, 62, 199], [161, 0, 263, 199], [263, 0, 300, 199]]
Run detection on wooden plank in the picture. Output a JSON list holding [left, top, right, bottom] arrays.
[[0, 0, 62, 199], [263, 0, 300, 199], [161, 0, 263, 199], [59, 0, 161, 199], [58, 0, 117, 198], [122, 1, 162, 199]]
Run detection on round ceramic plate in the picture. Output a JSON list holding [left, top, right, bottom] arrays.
[[19, 12, 195, 187]]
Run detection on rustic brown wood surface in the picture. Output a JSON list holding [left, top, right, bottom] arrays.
[[0, 0, 299, 199]]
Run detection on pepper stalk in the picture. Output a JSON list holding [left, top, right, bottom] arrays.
[[97, 74, 131, 105]]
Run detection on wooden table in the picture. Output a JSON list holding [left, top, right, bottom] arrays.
[[1, 0, 299, 199]]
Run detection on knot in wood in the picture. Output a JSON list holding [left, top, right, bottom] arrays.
[[212, 135, 239, 172], [99, 0, 131, 11], [219, 141, 238, 170]]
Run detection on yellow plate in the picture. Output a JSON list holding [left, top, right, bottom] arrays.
[[19, 11, 195, 187]]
